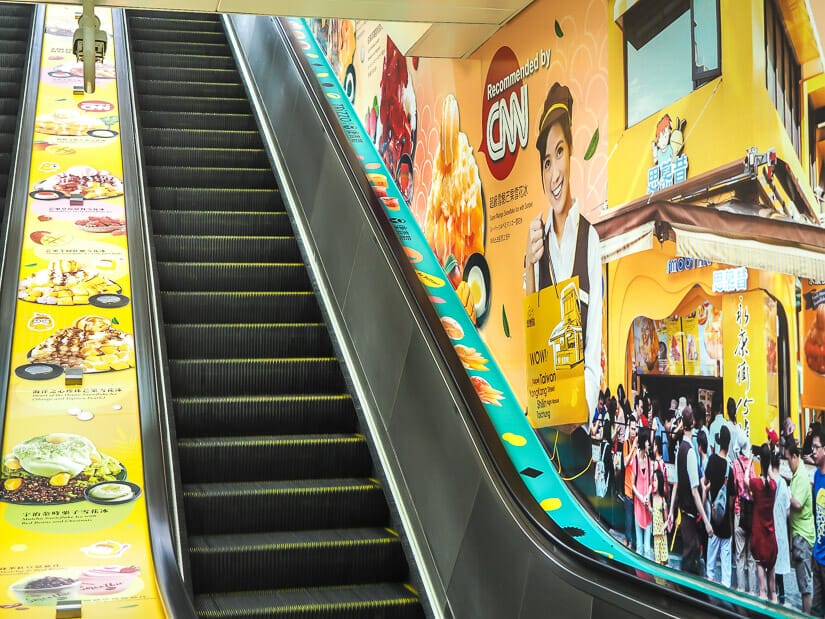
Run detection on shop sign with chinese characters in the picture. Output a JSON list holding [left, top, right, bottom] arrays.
[[712, 266, 748, 293]]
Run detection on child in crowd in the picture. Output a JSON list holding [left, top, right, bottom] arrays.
[[652, 468, 669, 565]]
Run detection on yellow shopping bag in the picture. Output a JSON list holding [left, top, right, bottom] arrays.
[[524, 276, 588, 428]]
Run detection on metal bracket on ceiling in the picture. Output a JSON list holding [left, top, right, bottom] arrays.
[[72, 0, 107, 93]]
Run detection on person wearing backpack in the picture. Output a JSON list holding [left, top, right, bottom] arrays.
[[770, 449, 790, 604], [703, 425, 735, 586], [667, 406, 714, 575], [733, 448, 757, 594]]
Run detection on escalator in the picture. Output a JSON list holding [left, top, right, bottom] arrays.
[[126, 11, 425, 618], [0, 3, 32, 211]]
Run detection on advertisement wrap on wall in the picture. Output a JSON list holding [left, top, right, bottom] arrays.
[[296, 0, 825, 610], [0, 6, 163, 617]]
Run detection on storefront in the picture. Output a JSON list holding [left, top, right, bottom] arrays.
[[597, 195, 825, 447]]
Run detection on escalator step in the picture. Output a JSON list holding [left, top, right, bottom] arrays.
[[140, 111, 257, 131], [0, 5, 32, 17], [129, 39, 229, 57], [151, 210, 292, 235], [160, 291, 322, 324], [183, 478, 388, 535], [0, 96, 22, 116], [168, 358, 347, 396], [0, 26, 27, 41], [132, 51, 235, 70], [136, 79, 245, 98], [144, 146, 266, 168], [149, 187, 281, 212], [0, 81, 19, 99], [135, 65, 241, 83], [164, 324, 333, 359], [129, 9, 217, 20], [194, 583, 424, 619], [157, 262, 310, 292], [0, 113, 18, 133], [146, 165, 275, 189], [0, 53, 25, 69], [141, 128, 263, 149], [173, 394, 356, 437], [0, 132, 12, 153], [0, 66, 23, 82], [130, 28, 227, 45], [129, 15, 223, 32], [188, 528, 407, 593], [138, 94, 250, 114], [154, 235, 299, 262], [0, 39, 26, 54], [178, 435, 371, 483]]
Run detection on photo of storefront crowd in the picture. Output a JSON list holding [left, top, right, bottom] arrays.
[[588, 384, 822, 613]]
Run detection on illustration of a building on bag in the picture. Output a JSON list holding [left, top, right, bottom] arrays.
[[548, 282, 584, 369]]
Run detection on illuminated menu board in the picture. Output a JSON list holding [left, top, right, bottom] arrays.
[[0, 6, 163, 617]]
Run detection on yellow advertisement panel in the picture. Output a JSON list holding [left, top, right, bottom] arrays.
[[722, 291, 778, 446], [0, 6, 163, 617]]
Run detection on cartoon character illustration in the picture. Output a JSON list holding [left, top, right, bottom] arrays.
[[651, 114, 687, 165]]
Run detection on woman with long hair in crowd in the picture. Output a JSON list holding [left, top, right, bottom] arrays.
[[621, 415, 638, 549], [749, 442, 778, 601]]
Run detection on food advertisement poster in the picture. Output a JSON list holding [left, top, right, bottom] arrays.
[[292, 9, 793, 615], [662, 315, 683, 375], [801, 278, 825, 409], [310, 0, 607, 424], [0, 6, 162, 617], [681, 309, 700, 375]]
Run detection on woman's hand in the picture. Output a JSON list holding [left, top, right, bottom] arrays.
[[525, 214, 545, 267]]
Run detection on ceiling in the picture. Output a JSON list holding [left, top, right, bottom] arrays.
[[8, 0, 533, 57]]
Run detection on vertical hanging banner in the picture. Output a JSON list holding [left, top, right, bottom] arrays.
[[0, 6, 163, 617], [723, 290, 777, 445]]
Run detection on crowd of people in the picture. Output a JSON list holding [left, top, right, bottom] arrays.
[[588, 385, 825, 614]]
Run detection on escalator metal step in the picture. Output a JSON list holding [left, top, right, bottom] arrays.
[[141, 127, 263, 149], [178, 434, 371, 483], [164, 323, 333, 358], [138, 94, 250, 114], [132, 51, 235, 70], [188, 528, 407, 593], [160, 291, 322, 324], [129, 15, 223, 32], [173, 394, 356, 437], [145, 165, 276, 188], [183, 478, 388, 535], [194, 583, 424, 619], [144, 146, 266, 167], [154, 235, 299, 262], [129, 38, 229, 57], [157, 261, 311, 292], [151, 210, 292, 235], [167, 357, 347, 396], [148, 186, 281, 211]]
